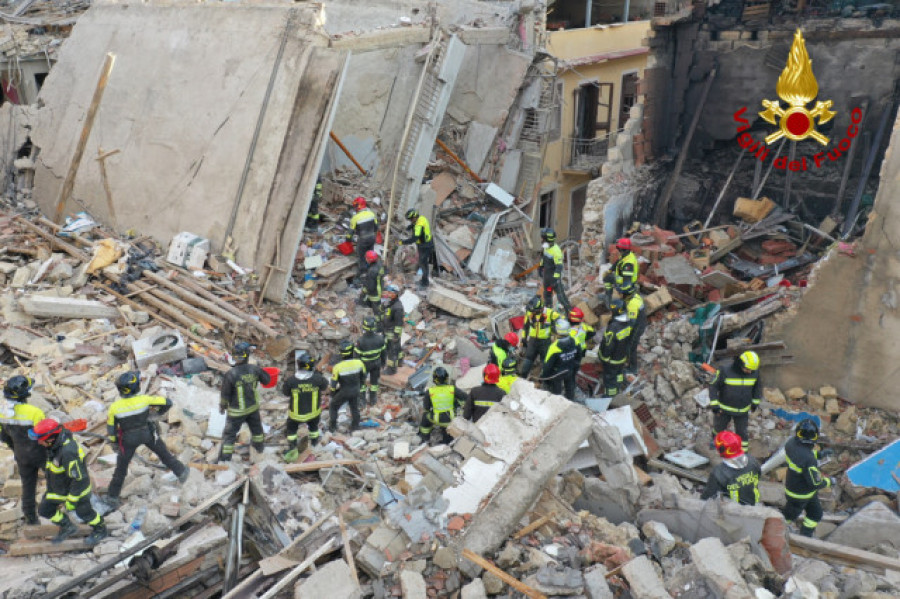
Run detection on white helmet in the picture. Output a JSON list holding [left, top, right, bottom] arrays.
[[555, 318, 571, 335]]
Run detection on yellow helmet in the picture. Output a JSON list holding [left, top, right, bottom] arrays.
[[739, 350, 760, 371]]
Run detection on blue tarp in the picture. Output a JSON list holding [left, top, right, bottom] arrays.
[[847, 439, 900, 493], [771, 408, 822, 429]]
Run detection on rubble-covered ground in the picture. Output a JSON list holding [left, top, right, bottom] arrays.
[[0, 169, 899, 598]]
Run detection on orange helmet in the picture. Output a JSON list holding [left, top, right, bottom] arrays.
[[483, 363, 500, 385], [365, 250, 378, 264], [568, 307, 584, 324], [504, 332, 520, 348], [616, 238, 632, 251], [714, 430, 744, 459], [353, 197, 367, 211]]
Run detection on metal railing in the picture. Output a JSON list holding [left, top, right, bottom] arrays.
[[562, 131, 618, 171]]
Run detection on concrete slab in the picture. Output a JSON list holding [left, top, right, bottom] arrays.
[[689, 537, 753, 598], [400, 569, 427, 599], [826, 501, 900, 551], [484, 237, 516, 281], [464, 122, 497, 173], [621, 555, 670, 599], [498, 149, 522, 194], [18, 296, 119, 320], [426, 284, 494, 318], [293, 559, 361, 599], [442, 457, 506, 516], [32, 3, 345, 303], [131, 329, 187, 369]]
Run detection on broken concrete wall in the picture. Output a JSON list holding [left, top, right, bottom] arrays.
[[767, 110, 900, 409], [31, 2, 345, 302], [0, 103, 35, 197]]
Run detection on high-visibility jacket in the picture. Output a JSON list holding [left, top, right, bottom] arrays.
[[282, 370, 329, 422], [488, 339, 513, 366], [349, 209, 378, 239], [363, 260, 384, 302], [709, 363, 761, 414], [599, 317, 632, 365], [463, 383, 506, 422], [614, 252, 638, 287], [0, 402, 46, 464], [402, 215, 433, 245], [220, 364, 271, 417], [541, 336, 580, 380], [45, 430, 92, 506], [356, 332, 386, 368], [541, 243, 564, 284], [624, 293, 645, 322], [784, 437, 832, 500], [524, 308, 560, 340], [107, 394, 172, 441], [331, 358, 366, 396], [570, 323, 596, 356], [700, 455, 761, 505], [423, 384, 466, 422], [498, 374, 518, 393]]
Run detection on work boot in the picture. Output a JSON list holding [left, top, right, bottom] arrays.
[[84, 522, 109, 546], [310, 436, 320, 447], [52, 516, 78, 544], [177, 467, 190, 484], [799, 524, 816, 537], [383, 365, 397, 375]]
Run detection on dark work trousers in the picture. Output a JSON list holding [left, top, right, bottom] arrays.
[[546, 371, 577, 400], [419, 411, 452, 444], [286, 416, 321, 446], [356, 235, 376, 276], [329, 390, 361, 431], [18, 457, 43, 522], [626, 312, 647, 371], [364, 299, 383, 327], [361, 361, 381, 406], [542, 277, 572, 314], [219, 410, 265, 462], [385, 333, 402, 369], [109, 427, 185, 498], [713, 411, 750, 450], [519, 337, 551, 378], [783, 495, 823, 536], [39, 493, 98, 525], [602, 363, 625, 396], [417, 243, 436, 286]]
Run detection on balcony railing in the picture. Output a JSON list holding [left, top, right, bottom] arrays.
[[563, 131, 617, 172]]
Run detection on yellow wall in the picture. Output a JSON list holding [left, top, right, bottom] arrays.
[[539, 22, 650, 241]]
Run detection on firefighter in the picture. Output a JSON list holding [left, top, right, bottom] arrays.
[[599, 299, 632, 397], [281, 351, 329, 458], [218, 342, 271, 462], [488, 332, 520, 367], [356, 316, 386, 407], [361, 250, 385, 324], [463, 364, 505, 422], [708, 350, 761, 453], [330, 341, 366, 432], [498, 357, 519, 393], [399, 208, 437, 287], [418, 367, 467, 444], [30, 419, 108, 545], [0, 376, 45, 524], [568, 307, 596, 361], [538, 228, 571, 312], [701, 431, 761, 505], [306, 179, 322, 231], [603, 238, 639, 304], [105, 371, 188, 508], [519, 295, 560, 378], [618, 282, 646, 375], [783, 419, 836, 537], [541, 319, 580, 401], [347, 196, 379, 278], [382, 284, 404, 375]]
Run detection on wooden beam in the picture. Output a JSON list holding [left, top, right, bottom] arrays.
[[7, 538, 90, 556], [788, 533, 900, 572], [646, 457, 708, 484], [513, 514, 552, 539], [95, 147, 120, 230], [435, 138, 484, 183], [329, 131, 367, 175], [283, 459, 362, 474], [338, 513, 360, 587], [462, 549, 548, 599], [54, 53, 116, 224]]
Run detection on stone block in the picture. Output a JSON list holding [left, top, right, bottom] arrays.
[[426, 285, 493, 319], [763, 388, 786, 405], [1, 478, 22, 498], [825, 398, 840, 415], [819, 385, 838, 399], [689, 537, 753, 598], [785, 387, 806, 401], [399, 569, 427, 599], [583, 565, 614, 599], [834, 405, 858, 435], [461, 578, 488, 599], [621, 555, 669, 598], [18, 295, 120, 319], [733, 197, 776, 223], [826, 502, 900, 551], [806, 394, 825, 410], [294, 559, 361, 599], [131, 329, 188, 368]]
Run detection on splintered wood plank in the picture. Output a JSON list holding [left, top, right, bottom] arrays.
[[7, 538, 89, 556]]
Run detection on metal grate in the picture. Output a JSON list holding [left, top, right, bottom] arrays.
[[654, 2, 667, 16]]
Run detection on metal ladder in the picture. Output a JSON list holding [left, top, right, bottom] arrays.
[[515, 67, 559, 206]]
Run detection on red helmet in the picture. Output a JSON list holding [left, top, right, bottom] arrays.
[[714, 430, 744, 459], [353, 197, 367, 210], [568, 307, 584, 324], [616, 238, 632, 251], [504, 332, 520, 348], [29, 418, 62, 445], [483, 363, 500, 385], [365, 250, 378, 264]]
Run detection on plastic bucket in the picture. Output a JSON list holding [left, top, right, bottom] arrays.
[[261, 367, 280, 388], [509, 316, 525, 331], [337, 241, 354, 255]]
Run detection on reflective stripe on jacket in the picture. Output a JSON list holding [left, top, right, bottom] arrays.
[[283, 371, 329, 422], [708, 363, 761, 413], [107, 395, 170, 441], [524, 308, 560, 340], [784, 437, 831, 500]]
